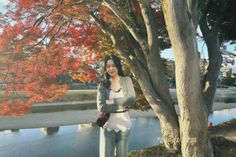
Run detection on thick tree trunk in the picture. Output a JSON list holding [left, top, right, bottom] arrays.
[[162, 0, 214, 157], [132, 64, 180, 150]]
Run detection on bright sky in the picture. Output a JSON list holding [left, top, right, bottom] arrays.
[[161, 39, 210, 59], [161, 26, 236, 59], [161, 40, 236, 59], [0, 0, 8, 5], [0, 0, 8, 13]]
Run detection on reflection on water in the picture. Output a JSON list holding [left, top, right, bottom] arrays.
[[40, 127, 60, 135], [0, 118, 161, 157], [214, 96, 236, 103], [214, 90, 236, 103], [209, 108, 236, 125], [0, 108, 236, 157]]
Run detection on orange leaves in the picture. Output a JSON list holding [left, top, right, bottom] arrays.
[[0, 0, 106, 116], [0, 38, 8, 52], [0, 41, 79, 116], [18, 0, 37, 9], [67, 24, 101, 49], [0, 23, 24, 52], [0, 99, 31, 116], [0, 22, 42, 55], [21, 43, 75, 79], [27, 83, 69, 103], [70, 72, 97, 84], [63, 0, 72, 4], [14, 43, 23, 53], [18, 0, 49, 10], [70, 59, 82, 71], [99, 6, 121, 28], [59, 4, 89, 21], [70, 67, 98, 84], [70, 73, 87, 83]]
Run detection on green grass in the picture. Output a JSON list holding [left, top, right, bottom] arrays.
[[128, 144, 181, 157], [0, 91, 96, 102], [0, 93, 28, 100], [54, 92, 96, 102]]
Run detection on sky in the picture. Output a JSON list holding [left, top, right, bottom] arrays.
[[0, 0, 8, 13], [0, 0, 235, 60], [161, 40, 236, 59]]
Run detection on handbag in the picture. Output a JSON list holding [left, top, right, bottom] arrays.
[[96, 112, 110, 127]]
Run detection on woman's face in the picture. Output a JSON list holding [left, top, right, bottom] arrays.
[[106, 59, 118, 77]]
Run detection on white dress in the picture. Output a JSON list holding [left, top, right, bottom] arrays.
[[103, 89, 132, 132]]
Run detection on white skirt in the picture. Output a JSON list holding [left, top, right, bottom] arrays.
[[103, 112, 132, 132]]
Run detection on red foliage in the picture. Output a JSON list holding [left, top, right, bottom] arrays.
[[0, 0, 105, 116], [19, 0, 36, 9], [0, 23, 24, 52]]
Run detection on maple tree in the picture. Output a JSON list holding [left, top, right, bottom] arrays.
[[0, 0, 103, 116]]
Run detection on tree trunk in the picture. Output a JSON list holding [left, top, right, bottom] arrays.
[[162, 0, 214, 156], [131, 63, 180, 150]]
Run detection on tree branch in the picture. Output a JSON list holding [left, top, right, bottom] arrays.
[[32, 18, 62, 49], [89, 11, 134, 65], [137, 0, 159, 53], [200, 17, 222, 115], [138, 1, 172, 106], [186, 0, 200, 28], [34, 0, 64, 27], [102, 0, 148, 54]]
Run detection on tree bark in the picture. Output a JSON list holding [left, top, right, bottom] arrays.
[[162, 0, 214, 156], [200, 18, 222, 116], [131, 61, 180, 150]]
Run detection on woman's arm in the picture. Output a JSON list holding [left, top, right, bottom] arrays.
[[96, 84, 123, 113]]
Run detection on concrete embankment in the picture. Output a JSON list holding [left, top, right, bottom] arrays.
[[0, 88, 235, 130], [0, 109, 155, 130], [31, 88, 236, 113], [0, 102, 236, 130]]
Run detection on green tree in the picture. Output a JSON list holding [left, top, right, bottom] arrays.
[[221, 75, 236, 86]]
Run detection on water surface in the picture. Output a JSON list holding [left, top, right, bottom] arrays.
[[0, 108, 236, 157]]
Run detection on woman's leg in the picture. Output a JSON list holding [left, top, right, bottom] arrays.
[[100, 128, 116, 157], [115, 129, 130, 157]]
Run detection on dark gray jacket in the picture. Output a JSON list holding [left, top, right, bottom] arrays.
[[97, 76, 136, 113]]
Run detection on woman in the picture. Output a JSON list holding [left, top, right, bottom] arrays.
[[97, 54, 136, 157]]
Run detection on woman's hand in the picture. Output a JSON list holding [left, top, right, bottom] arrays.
[[106, 99, 114, 105]]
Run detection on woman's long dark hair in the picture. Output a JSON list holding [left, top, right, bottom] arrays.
[[102, 54, 124, 89]]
